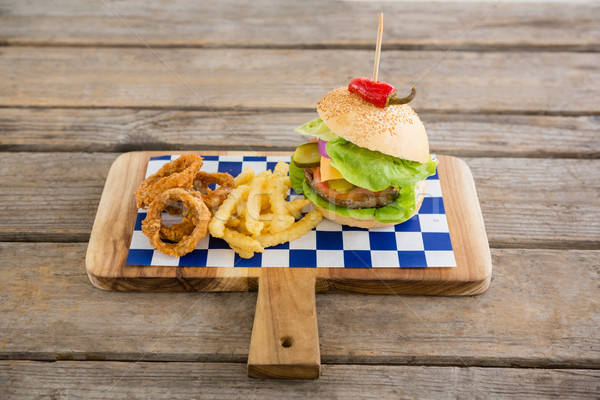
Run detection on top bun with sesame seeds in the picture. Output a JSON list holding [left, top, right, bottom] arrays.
[[317, 87, 430, 163]]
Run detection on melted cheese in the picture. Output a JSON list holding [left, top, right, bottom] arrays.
[[319, 157, 344, 182]]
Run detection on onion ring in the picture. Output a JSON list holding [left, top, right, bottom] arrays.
[[159, 214, 196, 243], [192, 171, 235, 211], [141, 188, 210, 257], [163, 171, 234, 216], [135, 154, 203, 210]]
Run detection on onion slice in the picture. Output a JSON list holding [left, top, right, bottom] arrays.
[[317, 139, 330, 159]]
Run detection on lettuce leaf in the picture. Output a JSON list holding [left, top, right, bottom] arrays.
[[302, 180, 418, 224], [289, 158, 306, 194], [293, 117, 339, 142], [326, 137, 438, 192]]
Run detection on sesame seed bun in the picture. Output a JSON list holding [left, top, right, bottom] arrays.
[[313, 180, 426, 228], [317, 87, 430, 163]]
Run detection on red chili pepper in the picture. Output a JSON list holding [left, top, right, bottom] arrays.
[[348, 77, 396, 108]]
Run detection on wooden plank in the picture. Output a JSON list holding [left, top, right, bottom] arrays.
[[1, 361, 599, 399], [1, 0, 598, 51], [248, 269, 321, 379], [0, 243, 598, 368], [0, 153, 597, 248], [466, 157, 600, 249], [1, 47, 599, 114], [1, 108, 598, 158], [86, 152, 491, 295], [0, 152, 114, 242]]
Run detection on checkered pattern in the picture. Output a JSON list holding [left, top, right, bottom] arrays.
[[126, 155, 456, 268]]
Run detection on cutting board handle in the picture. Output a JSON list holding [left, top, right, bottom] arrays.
[[247, 268, 320, 379]]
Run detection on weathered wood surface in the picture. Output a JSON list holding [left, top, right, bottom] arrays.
[[2, 47, 599, 114], [0, 153, 110, 242], [1, 243, 598, 368], [0, 0, 598, 393], [1, 0, 598, 51], [1, 361, 599, 400], [0, 153, 597, 248], [1, 108, 598, 158]]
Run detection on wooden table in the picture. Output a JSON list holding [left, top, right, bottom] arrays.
[[1, 0, 598, 397]]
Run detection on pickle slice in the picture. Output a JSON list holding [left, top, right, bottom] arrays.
[[292, 142, 321, 168], [327, 179, 355, 194]]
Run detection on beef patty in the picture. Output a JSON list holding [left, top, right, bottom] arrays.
[[304, 168, 398, 209]]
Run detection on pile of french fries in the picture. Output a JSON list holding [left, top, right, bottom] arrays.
[[208, 162, 322, 258]]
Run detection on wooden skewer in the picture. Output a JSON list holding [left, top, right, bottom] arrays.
[[372, 13, 384, 82]]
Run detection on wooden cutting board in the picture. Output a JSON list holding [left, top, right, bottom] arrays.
[[86, 151, 492, 379]]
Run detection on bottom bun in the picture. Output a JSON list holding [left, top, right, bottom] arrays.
[[313, 181, 426, 229]]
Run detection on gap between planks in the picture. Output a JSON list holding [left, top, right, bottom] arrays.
[[1, 238, 598, 252], [2, 359, 600, 371], [2, 105, 600, 118], [1, 42, 599, 54]]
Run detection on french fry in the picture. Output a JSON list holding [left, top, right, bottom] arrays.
[[259, 212, 276, 222], [285, 198, 310, 219], [235, 214, 253, 236], [230, 246, 256, 259], [225, 215, 241, 228], [260, 193, 270, 211], [255, 210, 322, 248], [234, 167, 255, 187], [245, 171, 271, 235], [267, 176, 287, 215], [208, 185, 250, 238], [222, 227, 263, 254], [265, 215, 295, 234], [266, 175, 295, 232], [282, 176, 292, 189], [273, 161, 289, 177], [236, 200, 247, 217]]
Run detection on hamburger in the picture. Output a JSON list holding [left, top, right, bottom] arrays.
[[289, 80, 437, 228]]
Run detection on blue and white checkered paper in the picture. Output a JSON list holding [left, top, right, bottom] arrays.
[[126, 155, 456, 268]]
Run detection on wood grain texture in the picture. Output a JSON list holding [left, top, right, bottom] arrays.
[[0, 152, 116, 242], [1, 0, 597, 391], [248, 269, 320, 379], [1, 0, 598, 51], [1, 243, 598, 368], [85, 152, 491, 295], [466, 157, 600, 249], [1, 108, 598, 158], [1, 361, 599, 400], [2, 47, 599, 113], [0, 153, 597, 248]]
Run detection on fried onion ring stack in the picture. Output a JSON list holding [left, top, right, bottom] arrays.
[[136, 154, 234, 257]]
